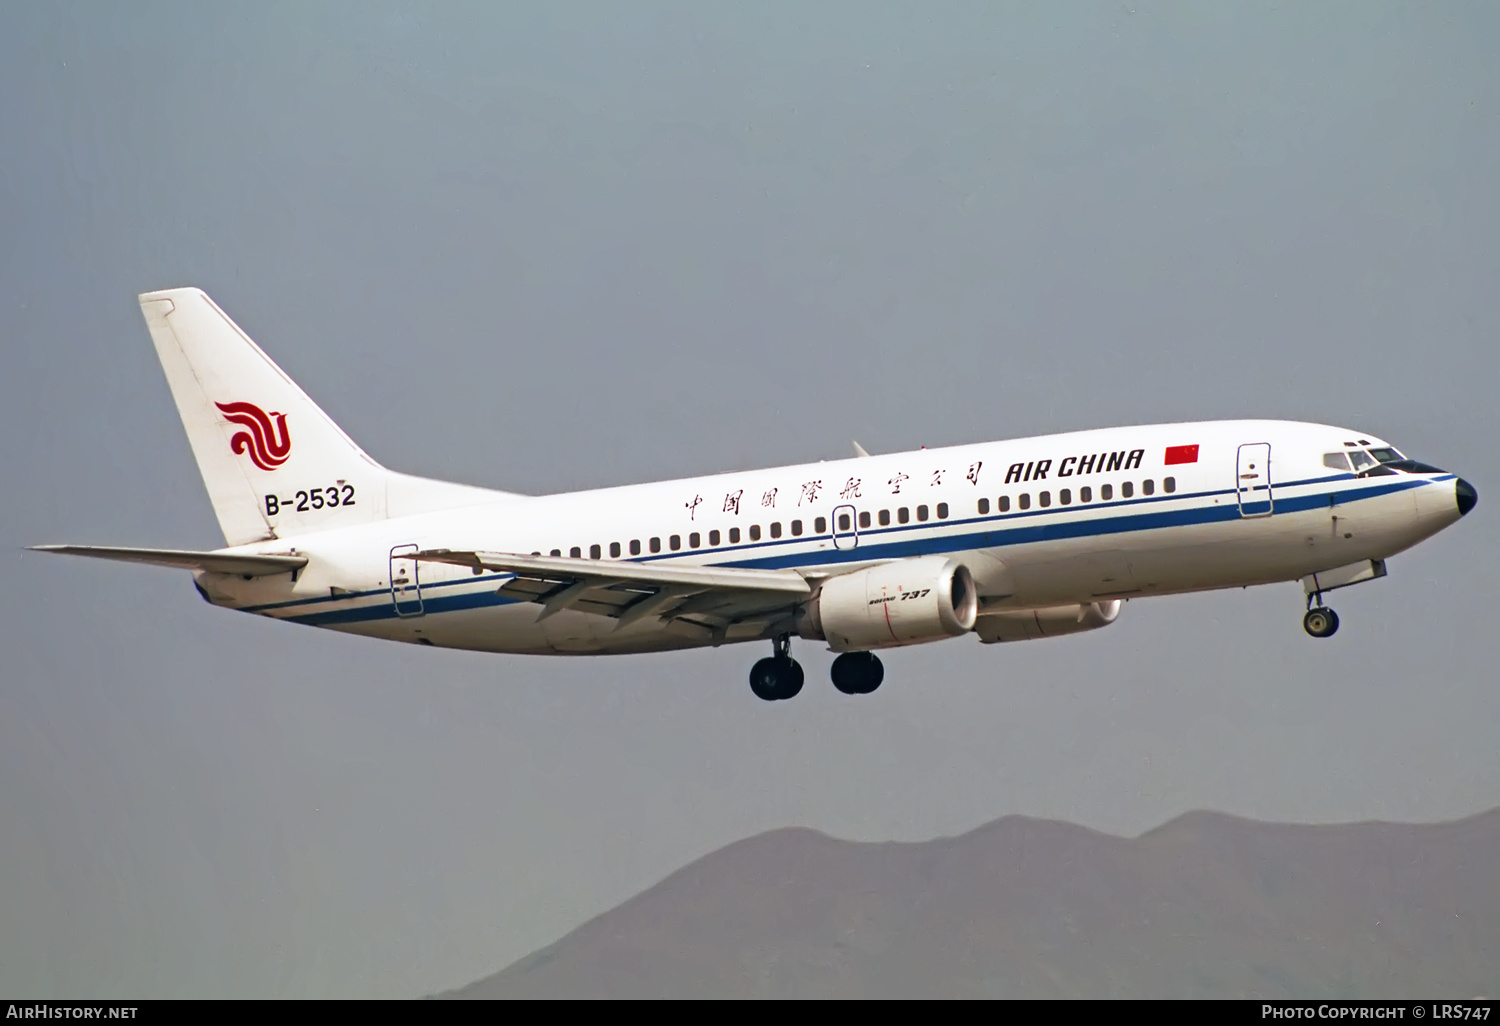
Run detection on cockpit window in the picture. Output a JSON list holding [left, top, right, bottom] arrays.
[[1382, 458, 1445, 474], [1367, 447, 1403, 464], [1348, 450, 1377, 473], [1322, 452, 1352, 472]]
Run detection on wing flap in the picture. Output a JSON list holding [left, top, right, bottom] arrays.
[[407, 549, 810, 628], [409, 549, 812, 595], [30, 544, 307, 577]]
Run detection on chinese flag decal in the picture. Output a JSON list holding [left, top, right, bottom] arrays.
[[1164, 444, 1200, 466]]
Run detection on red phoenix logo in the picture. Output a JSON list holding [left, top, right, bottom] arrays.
[[216, 401, 291, 470]]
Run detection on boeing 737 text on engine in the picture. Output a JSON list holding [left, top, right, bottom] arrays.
[[34, 289, 1478, 700]]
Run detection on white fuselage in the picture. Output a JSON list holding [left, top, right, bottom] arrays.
[[194, 419, 1467, 656]]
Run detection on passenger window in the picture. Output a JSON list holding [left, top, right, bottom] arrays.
[[898, 507, 910, 524], [1163, 478, 1175, 494], [611, 542, 622, 557], [1019, 494, 1031, 510], [1101, 484, 1113, 501], [879, 509, 892, 526], [917, 505, 929, 521], [670, 535, 681, 551], [749, 525, 761, 541], [549, 549, 561, 557], [629, 540, 641, 556], [1142, 479, 1154, 496], [977, 498, 990, 515], [570, 546, 582, 558], [936, 502, 948, 519], [709, 530, 721, 546], [791, 520, 803, 536], [1121, 482, 1134, 498], [858, 511, 871, 529], [837, 513, 851, 531], [1059, 489, 1071, 505], [1039, 491, 1051, 508], [998, 496, 1011, 512], [770, 522, 782, 539], [1080, 486, 1091, 503], [729, 527, 741, 543], [689, 532, 700, 548], [815, 517, 827, 533], [590, 544, 602, 559], [1324, 452, 1352, 472]]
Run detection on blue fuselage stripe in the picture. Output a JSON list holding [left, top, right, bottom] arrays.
[[271, 474, 1439, 627]]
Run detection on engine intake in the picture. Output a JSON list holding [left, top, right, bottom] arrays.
[[798, 556, 978, 652]]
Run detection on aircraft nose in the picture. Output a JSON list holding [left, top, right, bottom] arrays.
[[1456, 478, 1478, 517]]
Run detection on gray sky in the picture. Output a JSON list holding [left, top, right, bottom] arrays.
[[2, 0, 1496, 998]]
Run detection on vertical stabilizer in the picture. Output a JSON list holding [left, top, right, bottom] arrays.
[[139, 288, 393, 545]]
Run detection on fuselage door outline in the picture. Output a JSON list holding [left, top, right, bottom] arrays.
[[1236, 443, 1274, 518], [831, 504, 859, 551], [390, 543, 425, 617]]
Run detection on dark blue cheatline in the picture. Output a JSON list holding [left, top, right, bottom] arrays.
[[272, 475, 1438, 628]]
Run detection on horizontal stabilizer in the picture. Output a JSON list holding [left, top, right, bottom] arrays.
[[30, 544, 307, 577]]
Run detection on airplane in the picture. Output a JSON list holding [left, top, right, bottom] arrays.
[[33, 288, 1478, 701]]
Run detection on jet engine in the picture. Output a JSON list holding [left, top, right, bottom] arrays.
[[797, 556, 978, 651], [972, 600, 1123, 643]]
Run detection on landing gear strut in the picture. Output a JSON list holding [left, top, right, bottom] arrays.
[[831, 651, 884, 695], [1303, 593, 1340, 639], [749, 634, 804, 701]]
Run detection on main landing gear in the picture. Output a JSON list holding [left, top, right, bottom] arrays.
[[1303, 594, 1340, 639], [830, 651, 884, 695], [749, 634, 804, 701], [748, 637, 885, 701]]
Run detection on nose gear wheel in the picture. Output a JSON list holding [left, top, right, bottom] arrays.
[[1303, 607, 1340, 638]]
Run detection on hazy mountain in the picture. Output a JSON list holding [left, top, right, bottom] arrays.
[[446, 808, 1500, 998]]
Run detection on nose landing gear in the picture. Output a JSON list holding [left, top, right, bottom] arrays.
[[1303, 594, 1340, 639], [749, 634, 804, 701]]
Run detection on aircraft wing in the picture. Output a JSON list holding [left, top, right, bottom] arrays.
[[30, 544, 308, 577], [404, 549, 813, 639]]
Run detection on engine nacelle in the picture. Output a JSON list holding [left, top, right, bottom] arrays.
[[972, 600, 1123, 644], [798, 556, 978, 652]]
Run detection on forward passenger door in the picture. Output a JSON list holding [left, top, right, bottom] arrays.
[[1236, 443, 1273, 518]]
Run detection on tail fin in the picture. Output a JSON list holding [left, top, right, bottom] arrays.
[[139, 288, 511, 545]]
